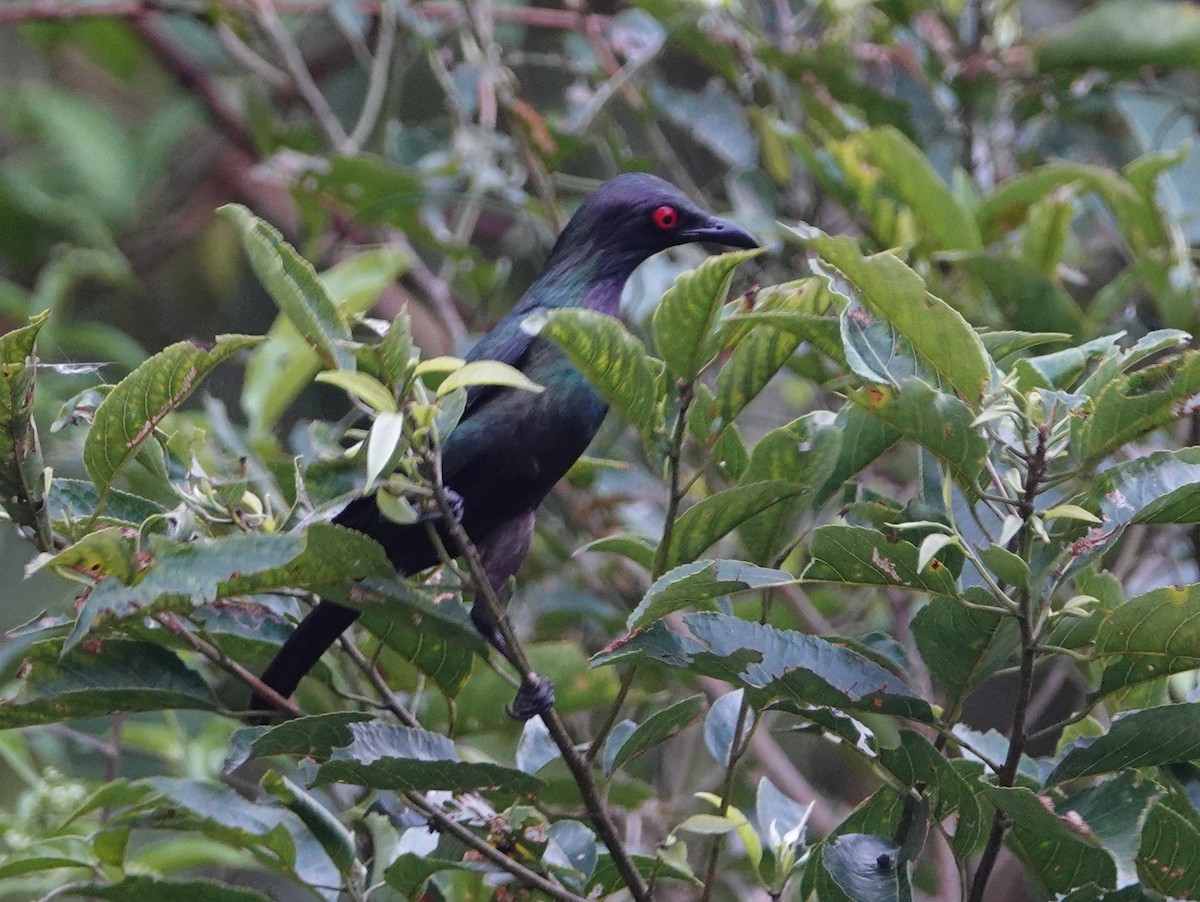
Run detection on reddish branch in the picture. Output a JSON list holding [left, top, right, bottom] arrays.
[[0, 0, 609, 31]]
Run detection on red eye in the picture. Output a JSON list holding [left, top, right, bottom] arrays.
[[652, 205, 679, 230]]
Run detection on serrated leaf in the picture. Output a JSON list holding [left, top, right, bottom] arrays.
[[220, 203, 352, 369], [47, 478, 165, 527], [595, 612, 932, 721], [313, 721, 541, 793], [652, 248, 763, 381], [803, 525, 958, 597], [704, 688, 754, 767], [1095, 585, 1200, 694], [667, 481, 806, 569], [67, 525, 393, 651], [1073, 350, 1200, 463], [83, 334, 260, 500], [1044, 504, 1103, 524], [241, 247, 407, 431], [1048, 703, 1200, 785], [1080, 448, 1200, 531], [795, 229, 990, 406], [851, 126, 982, 252], [1137, 800, 1200, 899], [713, 279, 816, 425], [917, 533, 956, 574], [982, 786, 1116, 893], [608, 695, 704, 774], [911, 590, 1019, 702], [534, 307, 664, 435], [436, 359, 543, 396], [627, 559, 794, 630], [849, 379, 987, 494], [0, 638, 215, 727]]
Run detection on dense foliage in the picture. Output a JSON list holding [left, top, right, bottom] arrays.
[[4, 1, 1200, 900]]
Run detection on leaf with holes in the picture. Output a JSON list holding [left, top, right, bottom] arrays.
[[627, 559, 794, 631], [803, 526, 958, 597]]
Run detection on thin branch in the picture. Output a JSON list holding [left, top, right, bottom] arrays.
[[337, 634, 420, 728], [248, 0, 351, 151], [403, 792, 589, 902], [420, 445, 650, 902], [154, 613, 301, 716], [346, 0, 397, 151]]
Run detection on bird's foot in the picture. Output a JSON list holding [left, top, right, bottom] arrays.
[[418, 487, 465, 524], [506, 673, 555, 721]]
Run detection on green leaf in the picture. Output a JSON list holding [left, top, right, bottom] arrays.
[[877, 732, 989, 857], [979, 543, 1031, 589], [1047, 703, 1200, 785], [1065, 771, 1162, 888], [652, 248, 763, 381], [314, 722, 542, 793], [436, 359, 543, 397], [1036, 0, 1200, 71], [1095, 585, 1200, 695], [849, 379, 987, 493], [68, 526, 393, 651], [978, 329, 1072, 362], [314, 369, 397, 412], [220, 203, 352, 369], [1137, 800, 1200, 899], [0, 638, 216, 727], [802, 526, 958, 597], [241, 247, 407, 432], [1073, 351, 1200, 463], [850, 126, 982, 252], [83, 334, 260, 500], [68, 877, 273, 902], [667, 481, 805, 569], [796, 229, 990, 406], [607, 695, 704, 775], [1080, 448, 1200, 532], [737, 415, 842, 563], [47, 478, 165, 527], [595, 612, 933, 721], [815, 403, 900, 506], [243, 712, 373, 762], [578, 533, 657, 571], [260, 771, 358, 877], [627, 559, 794, 631], [533, 307, 665, 435], [713, 280, 817, 426], [1012, 333, 1123, 392], [0, 309, 51, 547], [982, 786, 1117, 894], [912, 590, 1019, 702]]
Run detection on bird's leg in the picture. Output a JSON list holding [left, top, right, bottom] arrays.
[[472, 511, 554, 721]]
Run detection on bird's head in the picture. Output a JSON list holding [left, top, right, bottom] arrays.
[[546, 173, 759, 274]]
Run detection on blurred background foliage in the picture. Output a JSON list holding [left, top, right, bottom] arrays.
[[3, 0, 1200, 899]]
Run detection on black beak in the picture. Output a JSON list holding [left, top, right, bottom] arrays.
[[685, 213, 760, 250]]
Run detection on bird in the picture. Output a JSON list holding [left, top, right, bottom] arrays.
[[252, 173, 759, 720]]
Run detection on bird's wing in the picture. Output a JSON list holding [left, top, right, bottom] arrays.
[[457, 304, 540, 420]]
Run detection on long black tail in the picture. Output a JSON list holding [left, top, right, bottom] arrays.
[[249, 496, 443, 714], [250, 600, 361, 711]]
